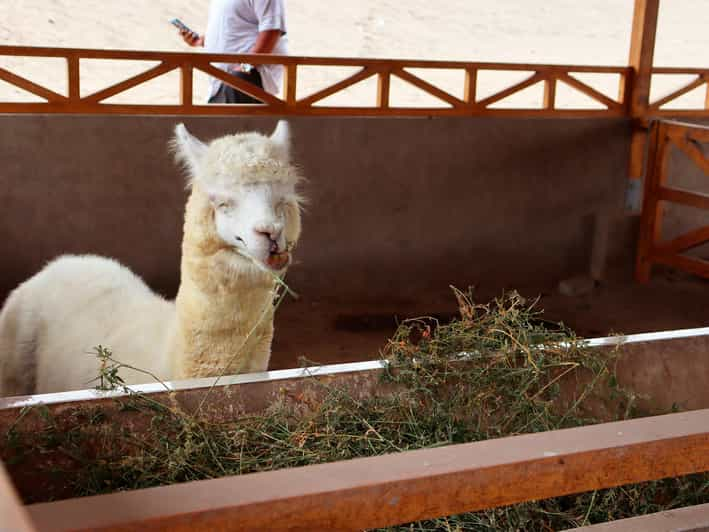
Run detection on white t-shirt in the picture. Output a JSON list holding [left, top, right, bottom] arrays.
[[204, 0, 288, 98]]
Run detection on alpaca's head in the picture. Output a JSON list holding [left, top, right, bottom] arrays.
[[173, 121, 303, 272]]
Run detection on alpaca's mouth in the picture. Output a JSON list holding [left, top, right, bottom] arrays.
[[266, 250, 290, 270]]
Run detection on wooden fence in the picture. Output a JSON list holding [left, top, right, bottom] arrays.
[[2, 328, 709, 531], [636, 120, 709, 281], [0, 45, 706, 118]]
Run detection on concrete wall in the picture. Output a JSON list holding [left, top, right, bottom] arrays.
[[0, 115, 632, 303]]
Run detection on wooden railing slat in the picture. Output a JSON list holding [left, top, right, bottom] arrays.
[[653, 225, 709, 256], [180, 64, 193, 107], [194, 63, 284, 106], [391, 67, 465, 107], [66, 55, 80, 101], [557, 72, 621, 109], [297, 66, 377, 106], [463, 67, 477, 105], [82, 61, 176, 103], [377, 70, 390, 108], [670, 133, 709, 175], [0, 66, 68, 103], [544, 78, 556, 109], [26, 409, 709, 531], [658, 186, 709, 210], [650, 74, 707, 110], [651, 253, 709, 279], [476, 72, 545, 108]]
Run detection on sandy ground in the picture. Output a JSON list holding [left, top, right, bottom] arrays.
[[0, 1, 707, 108], [270, 264, 709, 369]]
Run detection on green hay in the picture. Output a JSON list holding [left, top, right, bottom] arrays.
[[4, 288, 708, 530]]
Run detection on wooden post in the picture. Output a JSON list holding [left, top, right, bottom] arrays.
[[377, 70, 390, 108], [543, 77, 556, 110], [635, 121, 669, 282], [66, 54, 80, 101], [284, 63, 297, 105], [626, 0, 660, 210], [628, 0, 660, 118], [0, 462, 36, 532], [180, 63, 193, 107], [464, 67, 477, 107]]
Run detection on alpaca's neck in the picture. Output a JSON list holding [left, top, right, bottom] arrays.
[[171, 187, 277, 379]]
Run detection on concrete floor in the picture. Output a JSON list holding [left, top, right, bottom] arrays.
[[270, 265, 709, 370]]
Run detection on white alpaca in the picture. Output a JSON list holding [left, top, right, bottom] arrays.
[[0, 121, 303, 396]]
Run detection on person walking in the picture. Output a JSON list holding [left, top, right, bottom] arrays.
[[178, 0, 287, 103]]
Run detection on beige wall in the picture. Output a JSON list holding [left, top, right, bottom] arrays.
[[0, 115, 632, 302]]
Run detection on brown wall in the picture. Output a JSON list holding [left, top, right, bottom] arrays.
[[0, 115, 632, 303]]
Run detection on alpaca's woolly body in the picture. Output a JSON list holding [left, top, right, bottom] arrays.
[[0, 123, 301, 395]]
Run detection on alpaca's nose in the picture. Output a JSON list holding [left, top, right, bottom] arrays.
[[254, 223, 283, 244]]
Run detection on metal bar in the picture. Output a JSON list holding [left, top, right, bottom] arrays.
[[26, 409, 709, 531], [4, 326, 709, 410]]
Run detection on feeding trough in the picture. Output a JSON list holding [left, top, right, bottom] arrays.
[[2, 316, 709, 530]]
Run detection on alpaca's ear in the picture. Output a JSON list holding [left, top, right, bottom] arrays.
[[173, 123, 207, 178], [270, 120, 290, 163]]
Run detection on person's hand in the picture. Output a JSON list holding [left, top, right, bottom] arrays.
[[179, 28, 203, 47]]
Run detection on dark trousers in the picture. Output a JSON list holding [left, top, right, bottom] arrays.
[[208, 69, 264, 104]]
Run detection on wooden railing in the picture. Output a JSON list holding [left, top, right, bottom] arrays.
[[3, 327, 709, 530], [636, 120, 709, 282], [22, 409, 709, 531], [0, 45, 634, 117], [1, 46, 707, 118], [649, 68, 709, 116]]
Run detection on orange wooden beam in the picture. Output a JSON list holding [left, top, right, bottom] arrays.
[[1, 462, 36, 532], [27, 409, 709, 532], [626, 0, 660, 191]]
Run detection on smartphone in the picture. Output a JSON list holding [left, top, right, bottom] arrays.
[[170, 18, 195, 35]]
